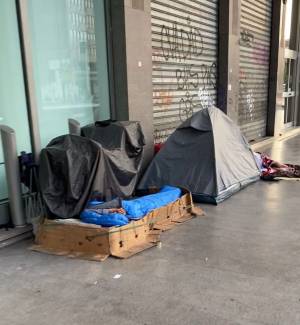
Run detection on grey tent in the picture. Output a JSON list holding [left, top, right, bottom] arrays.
[[138, 107, 260, 204]]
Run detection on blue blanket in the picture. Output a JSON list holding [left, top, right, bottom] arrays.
[[80, 210, 129, 227], [122, 186, 181, 220]]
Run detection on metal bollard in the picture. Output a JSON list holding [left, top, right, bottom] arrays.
[[0, 125, 26, 227], [68, 119, 81, 136]]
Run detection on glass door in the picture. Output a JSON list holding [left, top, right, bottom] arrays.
[[0, 0, 32, 202], [27, 0, 111, 147], [283, 49, 297, 128]]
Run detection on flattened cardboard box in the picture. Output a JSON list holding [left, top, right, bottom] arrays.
[[32, 191, 204, 261]]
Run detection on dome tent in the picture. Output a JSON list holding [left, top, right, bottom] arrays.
[[138, 107, 260, 204]]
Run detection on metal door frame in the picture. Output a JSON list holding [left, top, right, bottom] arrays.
[[283, 48, 298, 128]]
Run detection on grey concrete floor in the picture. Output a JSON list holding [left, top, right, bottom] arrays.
[[1, 136, 300, 325]]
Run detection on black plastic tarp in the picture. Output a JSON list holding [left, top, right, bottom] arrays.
[[40, 121, 145, 218], [138, 107, 260, 204]]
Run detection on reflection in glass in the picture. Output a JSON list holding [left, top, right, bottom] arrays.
[[0, 0, 31, 200], [28, 0, 110, 147], [284, 0, 293, 48], [284, 96, 294, 124], [283, 59, 289, 92]]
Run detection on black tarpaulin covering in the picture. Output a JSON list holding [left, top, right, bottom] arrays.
[[138, 107, 260, 204], [82, 121, 145, 157], [82, 120, 145, 198], [40, 121, 145, 219]]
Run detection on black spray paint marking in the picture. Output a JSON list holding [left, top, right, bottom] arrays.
[[175, 62, 217, 121], [155, 16, 217, 141], [160, 16, 204, 62], [239, 29, 254, 48], [239, 25, 270, 123]]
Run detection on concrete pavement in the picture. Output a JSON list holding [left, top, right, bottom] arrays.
[[1, 135, 300, 325]]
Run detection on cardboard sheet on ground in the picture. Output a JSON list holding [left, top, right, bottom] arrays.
[[31, 190, 204, 261]]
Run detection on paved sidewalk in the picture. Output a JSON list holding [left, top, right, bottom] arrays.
[[1, 135, 300, 325]]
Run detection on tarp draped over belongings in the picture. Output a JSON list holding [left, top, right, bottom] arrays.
[[138, 107, 260, 204], [39, 121, 145, 219], [81, 121, 145, 198]]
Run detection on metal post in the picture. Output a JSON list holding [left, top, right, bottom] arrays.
[[0, 126, 26, 227], [68, 119, 81, 136]]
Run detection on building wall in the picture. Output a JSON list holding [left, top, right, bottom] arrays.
[[110, 0, 297, 148], [225, 0, 241, 124], [110, 0, 154, 166], [124, 0, 154, 165]]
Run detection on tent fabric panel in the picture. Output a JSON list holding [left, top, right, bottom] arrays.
[[178, 108, 213, 132], [209, 107, 260, 195], [138, 127, 217, 196]]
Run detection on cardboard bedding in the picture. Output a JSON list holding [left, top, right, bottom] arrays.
[[32, 190, 204, 261]]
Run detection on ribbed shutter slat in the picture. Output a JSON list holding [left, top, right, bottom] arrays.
[[238, 0, 272, 141], [151, 0, 219, 143]]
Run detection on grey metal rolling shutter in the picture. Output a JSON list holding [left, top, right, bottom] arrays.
[[238, 0, 272, 141], [151, 0, 219, 143]]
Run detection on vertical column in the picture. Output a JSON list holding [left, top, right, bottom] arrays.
[[124, 0, 154, 164], [109, 0, 129, 122], [217, 0, 241, 124], [226, 0, 242, 124], [217, 0, 230, 114], [109, 0, 154, 165], [0, 126, 26, 227]]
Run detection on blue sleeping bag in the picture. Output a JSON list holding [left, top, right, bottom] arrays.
[[122, 186, 181, 220], [80, 210, 129, 227]]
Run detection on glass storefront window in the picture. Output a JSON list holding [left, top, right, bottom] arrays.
[[28, 0, 111, 147], [283, 58, 289, 93], [284, 0, 293, 48], [0, 0, 32, 201]]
